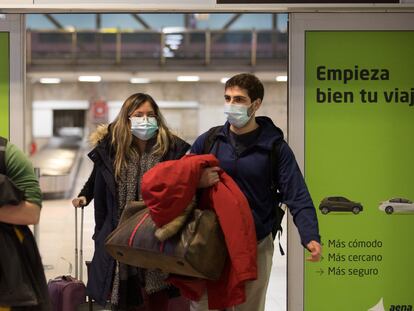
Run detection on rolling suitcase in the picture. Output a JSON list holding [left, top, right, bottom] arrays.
[[48, 206, 87, 311]]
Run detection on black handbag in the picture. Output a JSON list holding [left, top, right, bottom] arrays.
[[0, 223, 39, 307]]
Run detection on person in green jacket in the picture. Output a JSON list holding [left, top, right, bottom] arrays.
[[0, 136, 50, 311]]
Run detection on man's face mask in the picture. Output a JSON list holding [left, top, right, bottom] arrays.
[[223, 103, 255, 128], [130, 116, 158, 141]]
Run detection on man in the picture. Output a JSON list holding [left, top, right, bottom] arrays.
[[0, 136, 50, 311], [192, 73, 322, 311]]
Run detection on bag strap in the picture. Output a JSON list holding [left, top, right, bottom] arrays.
[[270, 141, 281, 201], [0, 136, 7, 175], [269, 140, 286, 255]]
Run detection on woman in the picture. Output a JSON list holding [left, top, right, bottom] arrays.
[[86, 93, 190, 311]]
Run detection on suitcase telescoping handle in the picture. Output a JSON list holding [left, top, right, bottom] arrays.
[[75, 205, 84, 282]]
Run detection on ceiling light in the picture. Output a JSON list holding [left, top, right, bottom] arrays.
[[130, 77, 150, 84], [78, 75, 102, 82], [162, 27, 186, 34], [64, 25, 76, 32], [40, 78, 61, 84], [101, 28, 118, 33], [220, 77, 229, 84], [275, 75, 288, 82], [177, 76, 200, 82], [194, 14, 209, 21]]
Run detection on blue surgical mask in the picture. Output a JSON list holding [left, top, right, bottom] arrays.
[[223, 103, 253, 128], [130, 116, 158, 141]]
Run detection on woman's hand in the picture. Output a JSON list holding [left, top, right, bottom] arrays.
[[72, 196, 87, 208], [198, 167, 220, 188]]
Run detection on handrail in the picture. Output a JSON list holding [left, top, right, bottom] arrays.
[[27, 29, 287, 67], [27, 28, 284, 34]]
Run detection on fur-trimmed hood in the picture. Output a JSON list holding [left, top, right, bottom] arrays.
[[89, 123, 190, 160], [89, 124, 109, 146]]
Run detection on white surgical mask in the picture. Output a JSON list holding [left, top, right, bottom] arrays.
[[130, 116, 158, 141], [223, 103, 253, 128]]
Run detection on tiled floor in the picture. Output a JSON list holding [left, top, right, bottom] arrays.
[[37, 150, 287, 311]]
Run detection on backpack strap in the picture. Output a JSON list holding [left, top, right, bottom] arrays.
[[270, 140, 285, 255], [202, 125, 223, 154], [0, 136, 7, 175], [270, 141, 281, 199]]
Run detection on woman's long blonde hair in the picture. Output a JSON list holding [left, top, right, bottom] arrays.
[[111, 93, 174, 181]]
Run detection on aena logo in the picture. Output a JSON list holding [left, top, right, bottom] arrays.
[[368, 298, 412, 311], [389, 306, 412, 311]]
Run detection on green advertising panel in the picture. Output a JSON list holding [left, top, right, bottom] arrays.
[[0, 32, 9, 138], [305, 31, 414, 311]]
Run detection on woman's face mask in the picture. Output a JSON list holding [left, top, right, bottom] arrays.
[[223, 103, 255, 128], [130, 116, 158, 141]]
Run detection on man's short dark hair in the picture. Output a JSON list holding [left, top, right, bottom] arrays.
[[225, 73, 264, 102]]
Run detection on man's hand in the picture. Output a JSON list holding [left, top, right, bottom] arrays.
[[72, 196, 87, 208], [198, 167, 220, 188], [306, 240, 322, 262]]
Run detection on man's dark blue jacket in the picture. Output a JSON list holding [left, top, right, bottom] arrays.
[[191, 116, 320, 246]]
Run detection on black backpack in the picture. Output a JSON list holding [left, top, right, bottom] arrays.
[[0, 136, 7, 174], [202, 126, 285, 255]]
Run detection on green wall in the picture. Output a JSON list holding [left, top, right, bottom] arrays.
[[304, 31, 414, 311], [0, 32, 9, 139]]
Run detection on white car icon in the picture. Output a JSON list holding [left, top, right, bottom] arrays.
[[379, 198, 414, 214]]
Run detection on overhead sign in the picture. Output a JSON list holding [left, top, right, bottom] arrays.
[[91, 99, 108, 123], [0, 32, 9, 138], [304, 31, 414, 311]]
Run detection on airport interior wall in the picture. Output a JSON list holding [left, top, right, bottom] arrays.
[[27, 80, 287, 146]]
